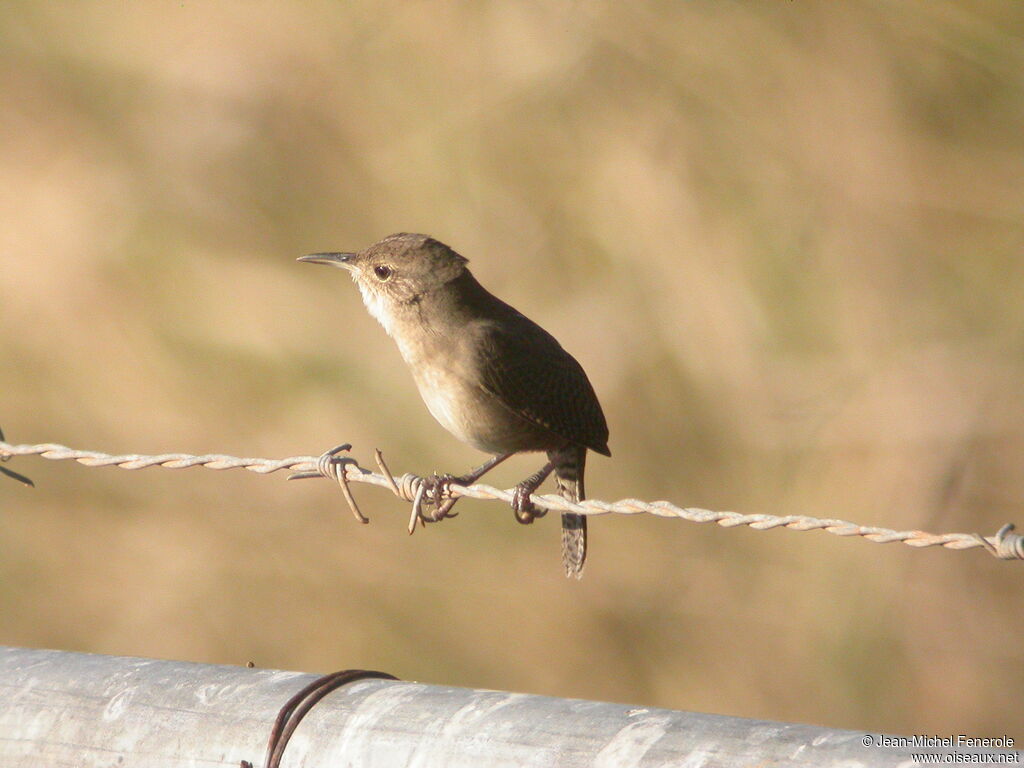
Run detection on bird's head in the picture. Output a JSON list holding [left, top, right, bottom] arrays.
[[299, 233, 468, 336]]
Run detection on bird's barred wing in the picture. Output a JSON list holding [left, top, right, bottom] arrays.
[[475, 318, 610, 456]]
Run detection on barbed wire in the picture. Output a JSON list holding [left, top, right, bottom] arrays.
[[1, 436, 1021, 560]]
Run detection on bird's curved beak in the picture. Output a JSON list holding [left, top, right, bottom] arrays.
[[297, 252, 356, 268]]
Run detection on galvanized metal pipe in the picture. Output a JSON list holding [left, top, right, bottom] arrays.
[[0, 646, 1015, 767]]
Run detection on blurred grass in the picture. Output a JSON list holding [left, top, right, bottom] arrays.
[[2, 0, 1024, 740]]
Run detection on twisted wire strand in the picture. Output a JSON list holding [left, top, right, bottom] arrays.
[[2, 439, 1021, 560]]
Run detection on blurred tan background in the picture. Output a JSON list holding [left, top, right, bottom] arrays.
[[2, 0, 1023, 741]]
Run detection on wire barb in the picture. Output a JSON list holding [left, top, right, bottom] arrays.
[[975, 523, 1024, 560], [374, 448, 403, 497], [0, 427, 34, 487], [0, 436, 1020, 561], [409, 480, 426, 535], [288, 444, 367, 524]]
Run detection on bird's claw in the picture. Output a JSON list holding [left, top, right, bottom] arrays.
[[419, 473, 462, 523], [511, 484, 546, 524]]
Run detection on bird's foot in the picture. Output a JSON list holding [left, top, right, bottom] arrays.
[[511, 483, 547, 525], [418, 473, 464, 523]]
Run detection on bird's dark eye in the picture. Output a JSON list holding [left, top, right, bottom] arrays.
[[373, 265, 393, 281]]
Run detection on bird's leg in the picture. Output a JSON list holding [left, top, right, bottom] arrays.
[[420, 453, 513, 522], [511, 460, 556, 525]]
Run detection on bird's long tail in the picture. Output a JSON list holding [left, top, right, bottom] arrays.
[[553, 446, 588, 578]]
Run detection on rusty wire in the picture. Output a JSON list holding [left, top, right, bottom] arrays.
[[241, 668, 398, 768], [1, 437, 1021, 560]]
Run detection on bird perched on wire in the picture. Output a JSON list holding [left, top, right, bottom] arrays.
[[299, 233, 610, 577]]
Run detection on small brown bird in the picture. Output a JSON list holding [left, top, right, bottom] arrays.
[[299, 234, 609, 576]]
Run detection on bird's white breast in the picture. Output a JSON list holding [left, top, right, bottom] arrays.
[[357, 282, 397, 338]]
